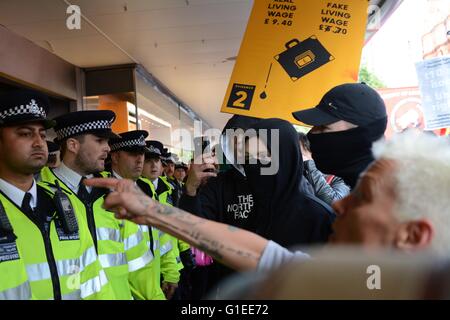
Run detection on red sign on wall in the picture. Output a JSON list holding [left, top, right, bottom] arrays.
[[377, 87, 448, 138]]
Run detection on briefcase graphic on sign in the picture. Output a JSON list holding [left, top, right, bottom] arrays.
[[275, 36, 334, 81]]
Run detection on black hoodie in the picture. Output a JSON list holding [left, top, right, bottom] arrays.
[[243, 118, 335, 248], [179, 116, 334, 295], [180, 116, 334, 244]]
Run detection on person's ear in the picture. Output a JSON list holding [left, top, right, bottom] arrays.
[[395, 219, 434, 252], [111, 152, 119, 166], [66, 138, 80, 154]]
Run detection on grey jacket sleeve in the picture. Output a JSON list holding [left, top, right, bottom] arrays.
[[303, 160, 350, 205]]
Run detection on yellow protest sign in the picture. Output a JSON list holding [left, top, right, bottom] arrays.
[[221, 0, 369, 124]]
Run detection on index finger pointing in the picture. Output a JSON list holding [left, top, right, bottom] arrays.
[[84, 178, 120, 189]]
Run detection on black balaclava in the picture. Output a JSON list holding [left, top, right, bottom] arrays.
[[307, 117, 387, 188]]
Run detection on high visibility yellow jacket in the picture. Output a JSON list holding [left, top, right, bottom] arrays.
[[40, 167, 154, 299], [136, 177, 180, 285], [158, 177, 188, 271], [0, 212, 33, 300], [0, 182, 115, 300]]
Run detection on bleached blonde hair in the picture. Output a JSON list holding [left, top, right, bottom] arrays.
[[372, 131, 450, 257]]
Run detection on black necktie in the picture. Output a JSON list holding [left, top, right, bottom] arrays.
[[77, 177, 90, 202], [21, 192, 34, 216]]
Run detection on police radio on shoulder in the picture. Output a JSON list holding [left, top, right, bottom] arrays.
[[54, 180, 79, 234]]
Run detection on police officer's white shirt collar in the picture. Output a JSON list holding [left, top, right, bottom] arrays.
[[151, 178, 158, 190], [0, 178, 37, 209], [53, 162, 93, 193], [112, 170, 123, 180]]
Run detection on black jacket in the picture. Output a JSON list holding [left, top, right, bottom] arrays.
[[179, 168, 256, 229]]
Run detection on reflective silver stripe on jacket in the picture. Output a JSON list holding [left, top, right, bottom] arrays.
[[80, 269, 108, 299], [57, 245, 98, 276], [99, 252, 127, 268], [26, 262, 51, 281], [124, 230, 144, 251], [62, 290, 81, 300], [159, 241, 173, 257], [139, 225, 149, 234], [96, 227, 121, 242], [0, 281, 32, 300], [128, 249, 154, 272], [26, 246, 97, 281]]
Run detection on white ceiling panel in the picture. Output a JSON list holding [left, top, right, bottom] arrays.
[[0, 0, 400, 129]]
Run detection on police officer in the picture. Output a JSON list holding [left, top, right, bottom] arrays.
[[161, 151, 181, 206], [0, 90, 113, 299], [40, 110, 151, 300], [46, 140, 60, 168], [173, 161, 188, 202], [136, 140, 184, 299], [109, 130, 179, 300]]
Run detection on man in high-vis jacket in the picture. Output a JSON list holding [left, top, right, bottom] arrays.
[[136, 140, 181, 299], [40, 110, 152, 300], [108, 130, 175, 300], [0, 90, 113, 300], [160, 158, 196, 300]]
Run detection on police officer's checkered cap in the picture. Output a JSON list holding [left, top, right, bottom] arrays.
[[110, 135, 146, 151], [0, 99, 46, 120], [53, 110, 116, 141], [110, 130, 149, 152], [147, 145, 161, 155], [56, 119, 113, 140], [145, 140, 164, 156], [0, 89, 54, 128]]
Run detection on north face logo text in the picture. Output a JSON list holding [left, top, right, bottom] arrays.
[[227, 195, 254, 219]]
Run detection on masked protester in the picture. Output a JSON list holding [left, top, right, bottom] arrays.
[[242, 118, 335, 248], [292, 83, 387, 189]]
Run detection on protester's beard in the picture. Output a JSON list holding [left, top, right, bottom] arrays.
[[307, 117, 387, 188]]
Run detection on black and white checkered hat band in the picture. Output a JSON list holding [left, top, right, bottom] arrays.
[[162, 155, 175, 162], [110, 135, 146, 151], [0, 99, 46, 120], [147, 145, 161, 155], [55, 119, 112, 140]]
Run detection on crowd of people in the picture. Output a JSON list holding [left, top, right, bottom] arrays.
[[1, 82, 450, 300]]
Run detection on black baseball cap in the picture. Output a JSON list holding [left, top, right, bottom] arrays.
[[292, 83, 387, 127]]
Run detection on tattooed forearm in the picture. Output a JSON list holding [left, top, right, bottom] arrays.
[[228, 225, 240, 232], [156, 218, 259, 264], [196, 240, 259, 265], [196, 243, 223, 261], [155, 202, 177, 215]]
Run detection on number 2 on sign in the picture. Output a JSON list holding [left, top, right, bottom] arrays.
[[233, 91, 248, 108]]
